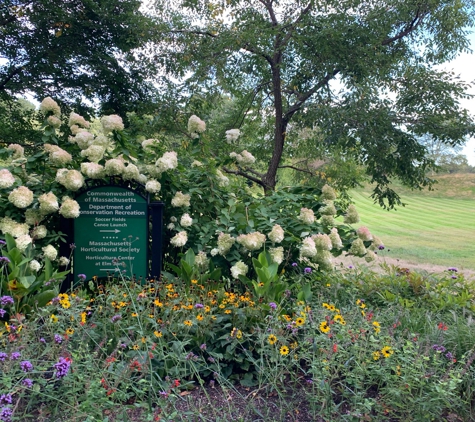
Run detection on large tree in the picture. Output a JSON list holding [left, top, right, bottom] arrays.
[[0, 0, 158, 116], [151, 0, 475, 207]]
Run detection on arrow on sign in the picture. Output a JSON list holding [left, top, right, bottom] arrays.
[[99, 269, 119, 272], [99, 229, 121, 233]]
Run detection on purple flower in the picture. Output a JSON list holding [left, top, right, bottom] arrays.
[[78, 274, 87, 281], [451, 275, 457, 279], [0, 256, 10, 264], [0, 296, 14, 306], [0, 309, 7, 318], [10, 352, 20, 360], [207, 356, 215, 363], [445, 352, 454, 360], [269, 302, 277, 310], [0, 353, 7, 361], [348, 265, 353, 269], [111, 314, 122, 323], [39, 338, 46, 344], [22, 378, 33, 388], [20, 360, 33, 372], [69, 243, 76, 250], [54, 334, 63, 344], [53, 357, 71, 378], [200, 343, 207, 350], [0, 394, 12, 405], [448, 267, 458, 272], [0, 240, 6, 246], [159, 391, 168, 398], [378, 245, 385, 250], [292, 262, 298, 267], [0, 406, 13, 422], [432, 344, 446, 353], [304, 267, 312, 274], [194, 303, 204, 309]]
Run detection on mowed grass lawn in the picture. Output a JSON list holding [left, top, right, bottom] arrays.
[[349, 175, 475, 270]]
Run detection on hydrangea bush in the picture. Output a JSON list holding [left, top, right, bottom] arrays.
[[0, 97, 382, 284]]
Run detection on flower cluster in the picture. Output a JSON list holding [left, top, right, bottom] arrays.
[[236, 231, 266, 251], [38, 192, 59, 214], [156, 151, 178, 173], [40, 97, 61, 116], [59, 197, 80, 219], [171, 191, 191, 207], [8, 186, 34, 208], [44, 144, 72, 166], [101, 115, 124, 133], [0, 169, 15, 189], [231, 261, 249, 278], [225, 128, 240, 143], [268, 224, 284, 243], [298, 208, 315, 225], [188, 115, 206, 136], [230, 150, 256, 166], [170, 231, 188, 247]]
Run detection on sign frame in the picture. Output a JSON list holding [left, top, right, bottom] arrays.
[[59, 177, 163, 290]]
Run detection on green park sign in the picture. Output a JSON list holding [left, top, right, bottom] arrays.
[[73, 186, 148, 280]]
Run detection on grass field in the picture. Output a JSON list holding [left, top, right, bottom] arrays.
[[349, 173, 475, 270]]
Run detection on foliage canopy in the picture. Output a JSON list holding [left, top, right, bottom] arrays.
[[151, 0, 475, 207]]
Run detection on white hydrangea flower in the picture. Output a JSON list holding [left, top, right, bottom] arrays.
[[344, 204, 360, 224], [369, 235, 385, 251], [180, 213, 193, 227], [80, 145, 105, 163], [298, 208, 315, 225], [321, 184, 337, 201], [91, 134, 110, 148], [171, 191, 191, 207], [320, 200, 337, 216], [101, 115, 124, 134], [80, 162, 105, 179], [321, 215, 335, 227], [231, 261, 248, 279], [230, 150, 255, 166], [69, 112, 90, 128], [225, 129, 240, 143], [191, 160, 203, 167], [8, 144, 24, 159], [300, 236, 317, 258], [70, 124, 80, 135], [167, 223, 175, 230], [0, 169, 15, 189], [44, 144, 72, 166], [216, 169, 229, 187], [59, 256, 70, 267], [217, 232, 235, 256], [170, 216, 177, 223], [268, 224, 284, 244], [315, 250, 333, 271], [105, 159, 125, 176], [236, 231, 266, 251], [349, 238, 366, 257], [312, 233, 332, 251], [39, 97, 61, 116], [29, 260, 41, 272], [156, 151, 178, 173], [42, 245, 58, 261], [47, 115, 62, 128], [123, 163, 140, 181], [59, 197, 80, 218], [8, 186, 34, 208], [170, 231, 188, 247], [188, 115, 206, 135], [329, 227, 343, 249], [145, 180, 161, 193], [25, 209, 44, 226], [31, 225, 47, 240], [58, 170, 84, 191], [269, 246, 284, 265], [210, 248, 219, 256], [141, 139, 159, 151], [16, 234, 32, 251], [74, 130, 95, 150], [365, 250, 377, 262], [195, 251, 209, 270], [137, 174, 148, 184], [0, 217, 29, 238]]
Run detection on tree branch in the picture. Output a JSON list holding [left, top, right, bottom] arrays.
[[0, 65, 24, 91], [283, 69, 340, 123], [222, 166, 266, 188], [277, 164, 315, 176], [381, 10, 427, 46]]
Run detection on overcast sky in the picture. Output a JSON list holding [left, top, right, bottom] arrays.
[[443, 31, 475, 165]]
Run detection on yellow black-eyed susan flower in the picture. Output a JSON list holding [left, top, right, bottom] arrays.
[[381, 346, 393, 358], [373, 321, 381, 333], [268, 334, 277, 345], [295, 317, 305, 327], [184, 320, 193, 327], [373, 351, 381, 360], [319, 321, 330, 333], [280, 345, 290, 356], [65, 328, 74, 335], [154, 331, 162, 338]]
